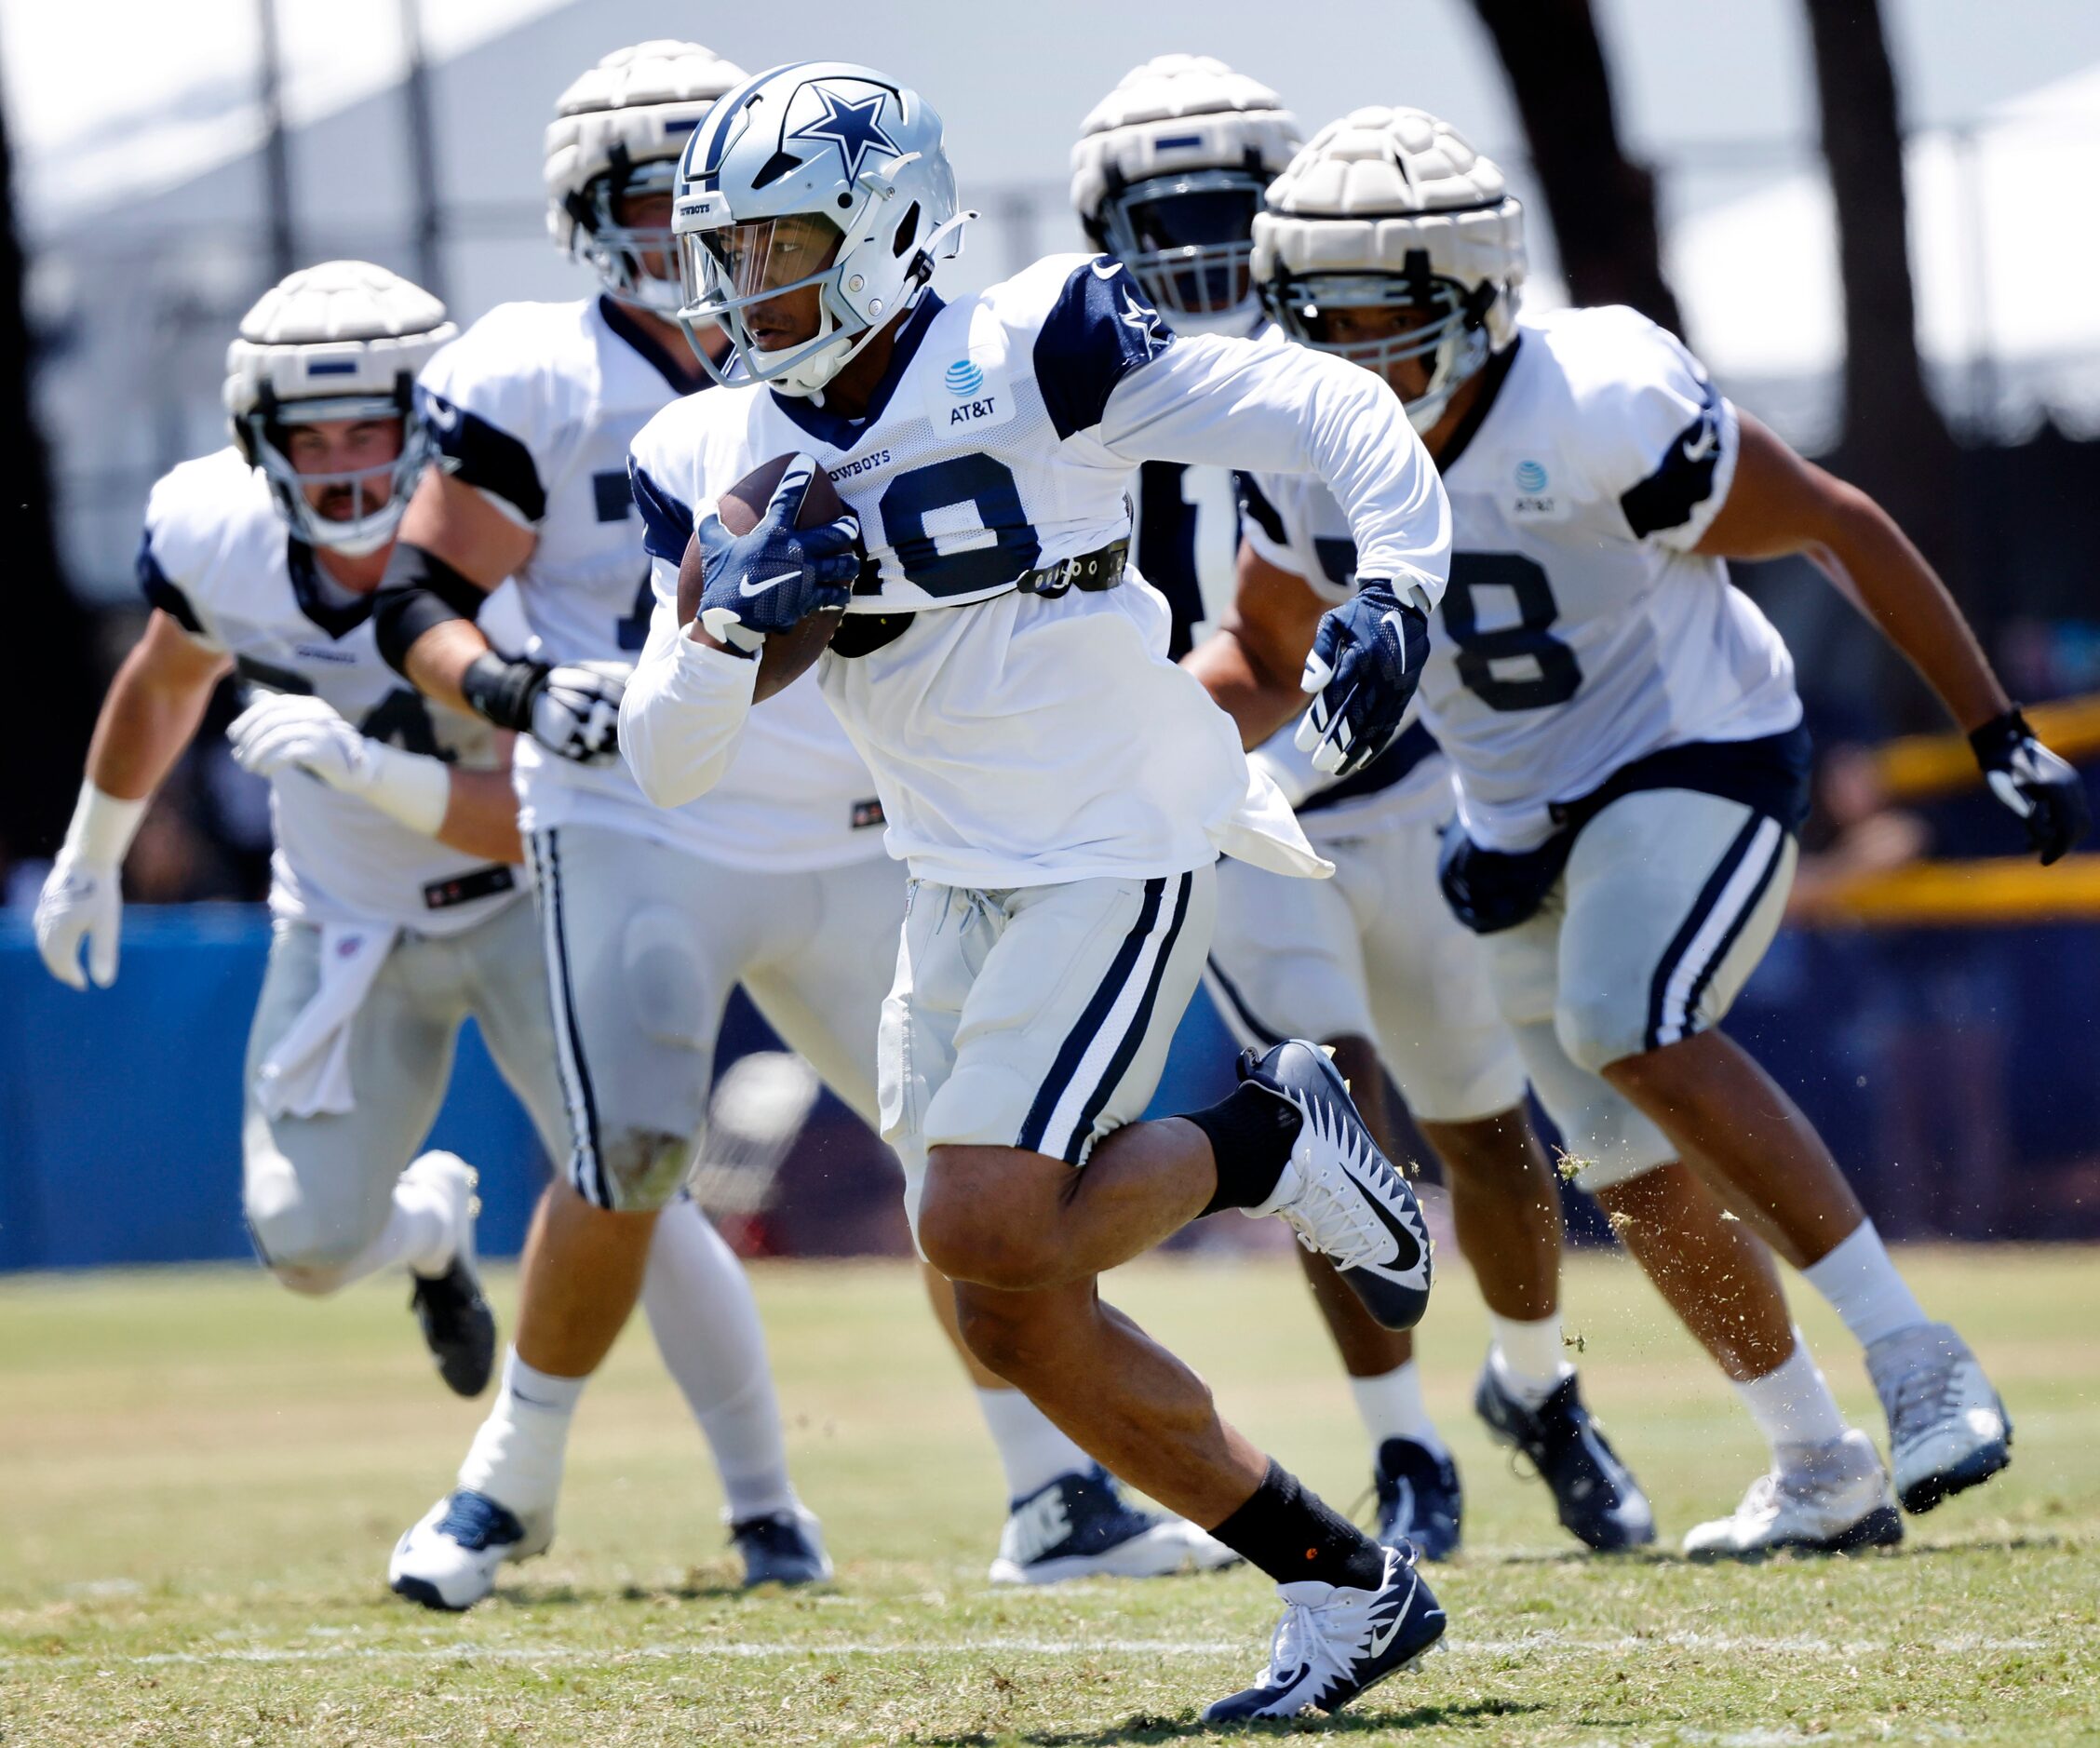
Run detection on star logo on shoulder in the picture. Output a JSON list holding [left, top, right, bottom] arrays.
[[1118, 288, 1168, 357], [789, 87, 901, 182]]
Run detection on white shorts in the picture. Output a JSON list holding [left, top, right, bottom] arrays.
[[1487, 787, 1798, 1079], [241, 898, 566, 1277], [1205, 820, 1526, 1124], [528, 825, 905, 1212], [879, 867, 1216, 1237]]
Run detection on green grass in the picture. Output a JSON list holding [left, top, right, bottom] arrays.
[[2, 1247, 2095, 1745]]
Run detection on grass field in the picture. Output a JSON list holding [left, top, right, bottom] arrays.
[[2, 1247, 2095, 1746]]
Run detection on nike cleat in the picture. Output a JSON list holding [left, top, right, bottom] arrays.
[[731, 1504, 833, 1587], [989, 1467, 1238, 1585], [1474, 1363, 1654, 1551], [1238, 1042, 1434, 1329], [1374, 1439, 1462, 1561], [388, 1489, 551, 1611], [1683, 1430, 1904, 1558], [1204, 1541, 1447, 1723], [1865, 1322, 2012, 1513], [403, 1151, 495, 1398]]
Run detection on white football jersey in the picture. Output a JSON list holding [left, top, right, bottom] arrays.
[[140, 448, 518, 935], [632, 253, 1448, 889], [419, 296, 884, 871], [1247, 305, 1800, 852]]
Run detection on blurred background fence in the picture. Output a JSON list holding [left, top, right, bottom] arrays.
[[3, 0, 2098, 1269]]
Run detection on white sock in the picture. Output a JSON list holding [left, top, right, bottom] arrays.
[[1488, 1311, 1572, 1410], [1347, 1361, 1447, 1461], [1732, 1327, 1851, 1459], [976, 1387, 1093, 1503], [640, 1199, 797, 1523], [457, 1348, 587, 1516], [1799, 1220, 1930, 1350]]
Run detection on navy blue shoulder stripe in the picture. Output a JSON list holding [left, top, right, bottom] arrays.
[[628, 460, 696, 567], [136, 529, 206, 636], [1033, 257, 1175, 442], [418, 386, 546, 523], [1620, 379, 1724, 539]]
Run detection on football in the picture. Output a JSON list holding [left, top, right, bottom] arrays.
[[678, 452, 860, 702]]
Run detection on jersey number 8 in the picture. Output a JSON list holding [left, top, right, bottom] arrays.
[[1443, 552, 1583, 713]]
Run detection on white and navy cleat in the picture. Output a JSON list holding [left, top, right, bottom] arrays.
[[1374, 1438, 1463, 1561], [1204, 1541, 1447, 1723], [388, 1489, 552, 1610], [402, 1152, 495, 1398], [1474, 1363, 1654, 1552], [1238, 1042, 1433, 1329], [1865, 1322, 2012, 1513], [1682, 1430, 1904, 1559], [730, 1503, 833, 1587], [989, 1466, 1239, 1585]]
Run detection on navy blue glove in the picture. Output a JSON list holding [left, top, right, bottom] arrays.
[[1295, 580, 1432, 778], [1970, 708, 2090, 865], [695, 455, 860, 656]]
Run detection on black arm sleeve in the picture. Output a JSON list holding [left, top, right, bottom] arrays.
[[370, 541, 492, 676]]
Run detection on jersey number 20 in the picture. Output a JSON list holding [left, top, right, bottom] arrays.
[[1443, 552, 1582, 712]]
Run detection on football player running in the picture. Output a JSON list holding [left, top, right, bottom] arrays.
[[374, 42, 858, 1606], [1079, 53, 1656, 1562], [35, 262, 512, 1394], [624, 61, 1459, 1723], [1218, 105, 2089, 1553]]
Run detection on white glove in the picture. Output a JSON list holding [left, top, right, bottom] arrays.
[[35, 853, 122, 990], [35, 784, 147, 990], [229, 692, 451, 837]]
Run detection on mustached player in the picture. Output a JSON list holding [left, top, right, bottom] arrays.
[[372, 43, 857, 1606], [1079, 53, 1657, 1560], [34, 262, 515, 1392], [1223, 105, 2089, 1553], [622, 60, 1464, 1723]]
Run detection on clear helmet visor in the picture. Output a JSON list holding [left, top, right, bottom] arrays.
[[1102, 169, 1263, 329], [676, 211, 855, 391], [246, 395, 432, 557], [578, 158, 683, 313], [1274, 272, 1489, 432]]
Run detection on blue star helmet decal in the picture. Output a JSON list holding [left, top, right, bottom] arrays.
[[788, 85, 902, 182]]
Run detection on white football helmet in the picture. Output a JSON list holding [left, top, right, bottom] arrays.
[[671, 61, 970, 397], [545, 40, 749, 315], [1253, 107, 1526, 430], [223, 261, 456, 557], [1070, 55, 1300, 335]]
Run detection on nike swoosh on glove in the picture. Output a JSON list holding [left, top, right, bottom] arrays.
[[1296, 582, 1432, 778], [696, 455, 860, 654], [1970, 708, 2091, 865]]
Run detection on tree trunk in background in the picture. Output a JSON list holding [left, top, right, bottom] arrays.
[[0, 72, 99, 867], [1801, 0, 1967, 616], [1469, 0, 1684, 337]]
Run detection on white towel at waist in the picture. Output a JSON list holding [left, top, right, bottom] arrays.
[[255, 921, 399, 1119], [1214, 760, 1336, 881]]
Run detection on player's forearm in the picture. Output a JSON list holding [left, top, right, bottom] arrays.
[[619, 606, 757, 809], [434, 765, 525, 863], [84, 643, 223, 801], [1185, 627, 1310, 751], [1814, 486, 2009, 733], [401, 618, 494, 719], [1101, 338, 1451, 608]]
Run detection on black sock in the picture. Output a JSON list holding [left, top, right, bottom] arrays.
[[1208, 1459, 1388, 1591], [1187, 1081, 1301, 1217]]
